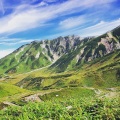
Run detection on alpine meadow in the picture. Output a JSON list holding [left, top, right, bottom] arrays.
[[0, 0, 120, 120]]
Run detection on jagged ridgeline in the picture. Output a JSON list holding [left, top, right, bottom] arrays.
[[0, 26, 120, 74], [0, 35, 92, 74], [50, 26, 120, 72]]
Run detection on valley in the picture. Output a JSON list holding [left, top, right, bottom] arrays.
[[0, 26, 120, 119]]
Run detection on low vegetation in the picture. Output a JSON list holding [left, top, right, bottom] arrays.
[[0, 26, 120, 119], [0, 95, 119, 120], [0, 83, 26, 99]]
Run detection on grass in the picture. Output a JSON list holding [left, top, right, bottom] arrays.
[[0, 83, 27, 98], [0, 29, 120, 119], [0, 96, 119, 120], [0, 83, 119, 119], [3, 59, 120, 90], [0, 82, 33, 104], [40, 87, 95, 101], [9, 49, 120, 90], [0, 43, 52, 74]]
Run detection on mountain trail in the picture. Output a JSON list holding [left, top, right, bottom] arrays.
[[15, 61, 56, 77], [0, 101, 19, 110], [82, 86, 119, 98], [24, 88, 63, 102], [99, 91, 120, 98]]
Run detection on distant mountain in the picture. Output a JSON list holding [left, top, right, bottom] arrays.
[[50, 26, 120, 72], [0, 26, 120, 74], [0, 35, 92, 74]]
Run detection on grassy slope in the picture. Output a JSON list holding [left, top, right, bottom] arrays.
[[0, 26, 120, 119], [0, 83, 31, 103], [0, 50, 120, 119], [0, 89, 119, 120], [40, 87, 95, 101], [0, 42, 51, 74], [9, 49, 119, 90]]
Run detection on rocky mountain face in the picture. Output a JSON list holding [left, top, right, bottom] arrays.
[[0, 35, 91, 74], [0, 26, 120, 74], [50, 26, 120, 72]]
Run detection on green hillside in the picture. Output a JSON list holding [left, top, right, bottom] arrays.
[[0, 82, 28, 101], [0, 89, 119, 120], [0, 36, 91, 74], [0, 26, 120, 119], [14, 49, 120, 90], [50, 26, 120, 73]]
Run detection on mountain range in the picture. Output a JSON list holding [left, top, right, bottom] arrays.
[[0, 0, 120, 118], [0, 26, 120, 74], [0, 26, 120, 117]]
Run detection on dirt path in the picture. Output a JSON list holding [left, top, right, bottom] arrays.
[[1, 87, 119, 110], [2, 101, 17, 106], [24, 88, 63, 102], [0, 101, 18, 110], [24, 94, 42, 102], [99, 91, 120, 98], [82, 86, 119, 98], [15, 61, 56, 77], [15, 64, 51, 77], [0, 88, 62, 110]]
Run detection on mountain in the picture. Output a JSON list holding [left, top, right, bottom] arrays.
[[16, 48, 120, 90], [0, 26, 120, 75], [0, 26, 120, 119], [0, 35, 92, 74], [50, 26, 120, 72]]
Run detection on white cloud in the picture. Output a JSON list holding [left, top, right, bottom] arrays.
[[0, 38, 38, 45], [0, 0, 5, 15], [0, 19, 119, 53], [0, 49, 14, 59], [38, 1, 48, 6], [43, 0, 57, 3], [48, 18, 120, 38], [78, 18, 120, 37], [0, 0, 116, 36], [59, 16, 85, 29], [0, 37, 21, 42], [0, 9, 53, 35]]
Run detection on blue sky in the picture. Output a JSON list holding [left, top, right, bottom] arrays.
[[0, 0, 120, 58]]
